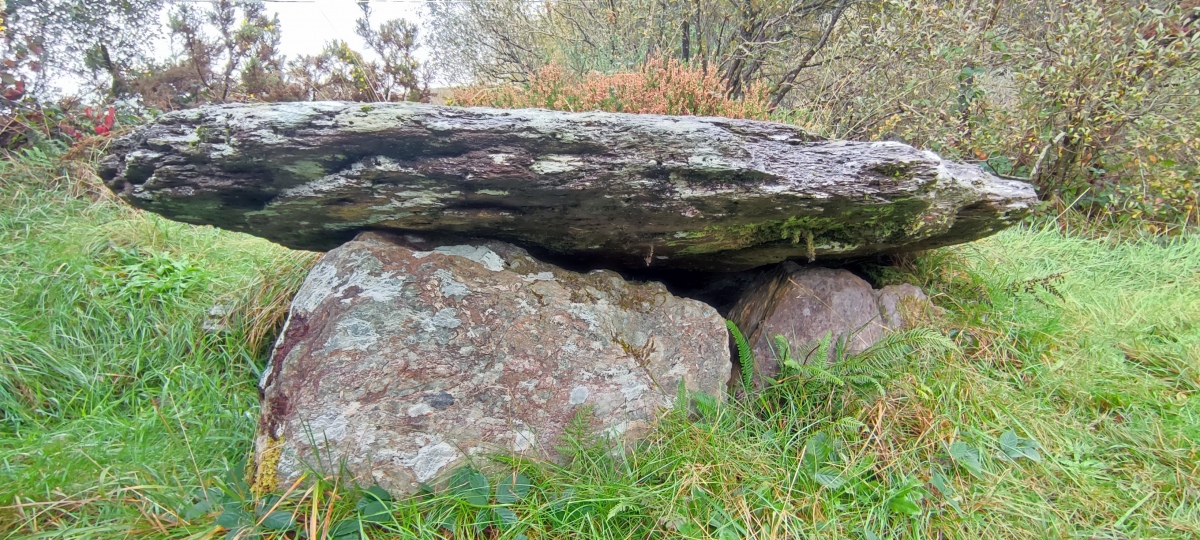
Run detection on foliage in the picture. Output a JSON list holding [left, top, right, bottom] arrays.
[[0, 94, 152, 154], [0, 0, 164, 98], [0, 147, 314, 532], [427, 0, 852, 105], [783, 0, 1200, 231], [451, 58, 771, 118], [131, 0, 431, 110], [130, 0, 292, 109], [725, 319, 755, 392], [440, 0, 1199, 231], [350, 2, 430, 102]]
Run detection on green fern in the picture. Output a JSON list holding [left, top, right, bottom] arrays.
[[772, 334, 793, 368], [768, 328, 956, 401], [857, 328, 958, 366], [726, 320, 756, 391]]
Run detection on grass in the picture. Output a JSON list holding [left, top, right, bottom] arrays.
[[0, 147, 1197, 538]]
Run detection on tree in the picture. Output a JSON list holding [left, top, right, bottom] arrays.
[[132, 0, 295, 110], [354, 2, 430, 102], [288, 4, 429, 102], [1, 0, 165, 99], [425, 0, 853, 106]]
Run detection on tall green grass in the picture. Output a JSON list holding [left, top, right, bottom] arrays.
[[0, 148, 313, 537], [0, 148, 1197, 538]]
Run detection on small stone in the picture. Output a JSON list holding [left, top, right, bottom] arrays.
[[727, 264, 931, 386]]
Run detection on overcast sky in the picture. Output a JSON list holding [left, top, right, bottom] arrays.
[[158, 0, 430, 65]]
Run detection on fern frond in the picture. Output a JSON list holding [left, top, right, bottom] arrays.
[[810, 331, 833, 365], [725, 320, 756, 391], [772, 334, 792, 367], [859, 328, 957, 366]]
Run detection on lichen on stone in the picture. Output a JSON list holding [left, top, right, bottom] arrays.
[[251, 436, 285, 496]]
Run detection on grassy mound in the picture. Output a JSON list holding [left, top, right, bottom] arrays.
[[1, 149, 1197, 538]]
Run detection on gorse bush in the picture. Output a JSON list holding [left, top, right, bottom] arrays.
[[450, 58, 772, 119]]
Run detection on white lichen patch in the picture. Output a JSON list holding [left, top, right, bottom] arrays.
[[338, 269, 407, 305], [408, 442, 458, 482], [621, 383, 648, 402], [306, 411, 350, 445], [291, 255, 408, 315], [530, 154, 582, 174], [569, 386, 590, 405], [513, 429, 537, 452], [567, 304, 602, 332], [329, 106, 420, 133], [416, 308, 462, 333], [522, 272, 556, 282], [291, 263, 340, 314], [407, 403, 434, 417], [149, 132, 200, 148], [386, 190, 459, 209], [418, 245, 505, 272], [476, 189, 510, 196], [325, 317, 379, 352], [278, 169, 368, 199], [435, 269, 470, 299], [686, 152, 731, 169]]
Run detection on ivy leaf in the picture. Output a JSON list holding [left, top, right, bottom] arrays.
[[448, 466, 491, 506], [887, 486, 924, 516], [364, 485, 393, 502], [929, 467, 964, 515], [183, 494, 215, 521], [358, 500, 393, 524], [889, 494, 922, 515], [494, 506, 520, 527]]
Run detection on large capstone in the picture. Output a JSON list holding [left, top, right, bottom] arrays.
[[100, 102, 1037, 272], [251, 232, 729, 494]]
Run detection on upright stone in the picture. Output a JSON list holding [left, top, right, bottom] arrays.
[[727, 264, 929, 384], [251, 232, 729, 494]]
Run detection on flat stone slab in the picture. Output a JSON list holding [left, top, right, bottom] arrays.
[[100, 102, 1036, 272]]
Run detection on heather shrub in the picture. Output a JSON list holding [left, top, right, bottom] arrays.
[[449, 58, 772, 119]]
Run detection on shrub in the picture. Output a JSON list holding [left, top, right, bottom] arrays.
[[788, 0, 1200, 232], [450, 58, 772, 119]]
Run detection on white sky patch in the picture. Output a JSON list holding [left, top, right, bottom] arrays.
[[55, 1, 436, 96], [157, 0, 429, 64]]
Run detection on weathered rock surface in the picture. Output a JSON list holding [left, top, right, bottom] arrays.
[[100, 101, 1036, 272], [727, 264, 928, 384], [251, 232, 729, 494]]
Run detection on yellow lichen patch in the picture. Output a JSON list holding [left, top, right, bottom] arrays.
[[250, 436, 285, 496]]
